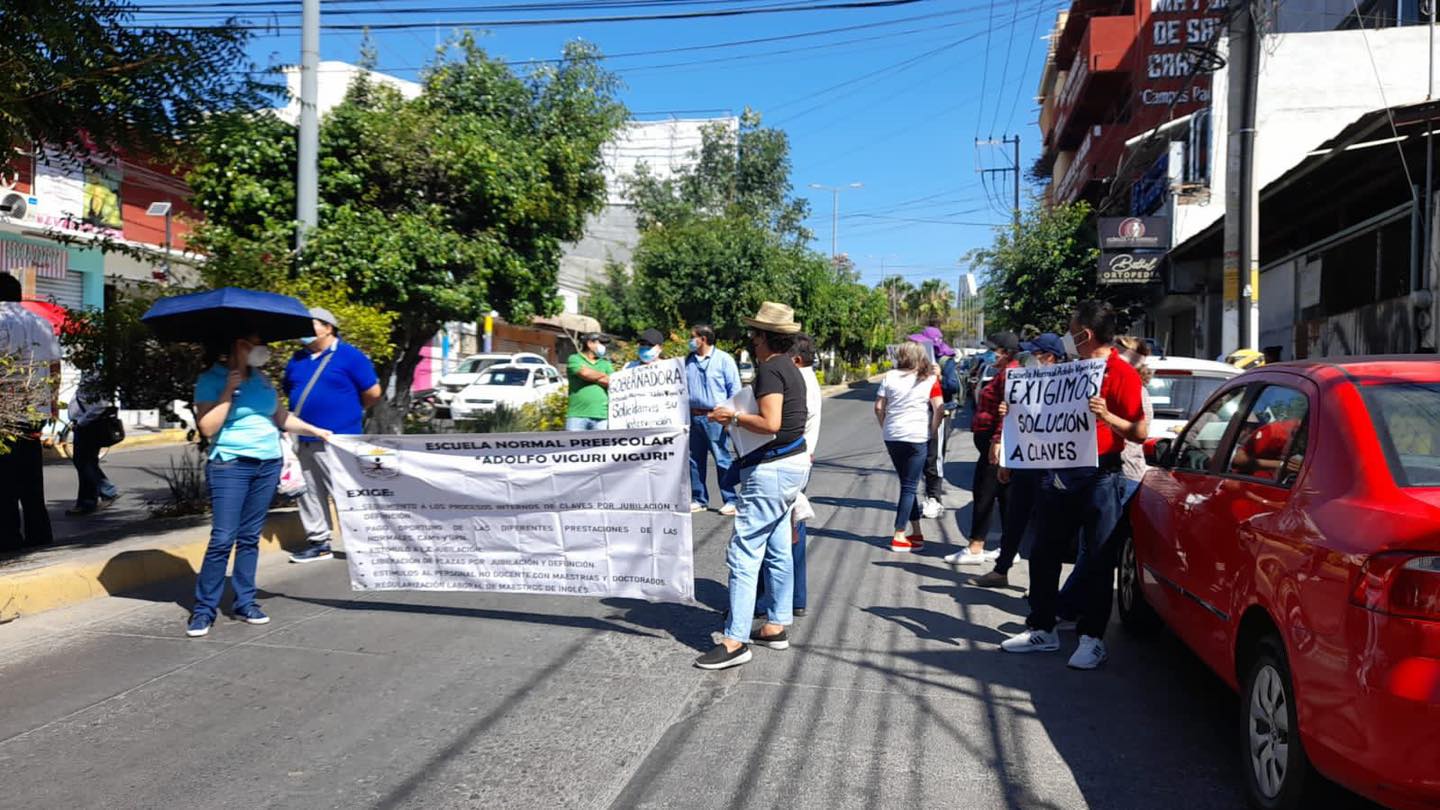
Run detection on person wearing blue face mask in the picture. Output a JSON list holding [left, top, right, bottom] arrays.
[[684, 324, 741, 515], [624, 328, 666, 369], [281, 307, 383, 564]]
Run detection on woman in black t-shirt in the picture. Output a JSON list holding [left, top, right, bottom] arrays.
[[694, 303, 811, 671]]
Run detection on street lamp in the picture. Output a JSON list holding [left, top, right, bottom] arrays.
[[809, 182, 862, 258], [145, 201, 173, 282]]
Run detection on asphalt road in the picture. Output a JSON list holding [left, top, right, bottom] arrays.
[[41, 443, 198, 544], [2, 388, 1381, 809]]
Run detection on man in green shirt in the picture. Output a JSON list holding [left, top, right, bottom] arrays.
[[566, 332, 614, 430]]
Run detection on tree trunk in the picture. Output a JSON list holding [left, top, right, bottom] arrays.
[[367, 320, 434, 434]]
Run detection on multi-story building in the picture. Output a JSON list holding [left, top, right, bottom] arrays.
[[1034, 0, 1435, 358]]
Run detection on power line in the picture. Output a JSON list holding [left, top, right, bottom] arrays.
[[127, 0, 933, 31], [985, 0, 1021, 137]]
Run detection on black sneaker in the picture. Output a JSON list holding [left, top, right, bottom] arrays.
[[973, 570, 1009, 588], [694, 643, 752, 670], [793, 608, 808, 618], [289, 542, 334, 564], [750, 628, 790, 650]]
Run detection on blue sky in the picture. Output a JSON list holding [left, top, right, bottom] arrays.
[[136, 0, 1062, 292]]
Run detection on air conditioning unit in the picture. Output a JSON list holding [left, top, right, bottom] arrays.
[[0, 190, 34, 222]]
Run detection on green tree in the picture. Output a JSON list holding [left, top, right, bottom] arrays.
[[601, 109, 886, 359], [973, 201, 1148, 334], [189, 37, 628, 429], [912, 278, 953, 325], [1, 1, 270, 159]]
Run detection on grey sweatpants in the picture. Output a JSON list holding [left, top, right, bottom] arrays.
[[295, 440, 335, 544]]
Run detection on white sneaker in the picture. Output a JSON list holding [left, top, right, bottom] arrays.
[[983, 549, 1001, 561], [922, 498, 944, 519], [690, 502, 706, 513], [943, 549, 989, 565], [718, 503, 738, 517], [1068, 636, 1108, 670], [1001, 628, 1061, 653]]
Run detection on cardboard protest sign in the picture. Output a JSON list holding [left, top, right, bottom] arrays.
[[1000, 359, 1106, 469], [607, 358, 689, 430]]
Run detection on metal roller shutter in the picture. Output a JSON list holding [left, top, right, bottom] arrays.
[[33, 269, 85, 311]]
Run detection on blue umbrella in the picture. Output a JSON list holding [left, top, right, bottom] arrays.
[[141, 287, 314, 343]]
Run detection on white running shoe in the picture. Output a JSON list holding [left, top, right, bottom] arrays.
[[1068, 636, 1109, 670], [718, 503, 738, 517], [943, 549, 989, 565], [690, 502, 706, 513], [922, 498, 944, 519], [983, 548, 1001, 561], [1000, 628, 1061, 653]]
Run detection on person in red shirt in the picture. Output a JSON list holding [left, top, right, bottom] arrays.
[[945, 332, 1020, 565], [1001, 301, 1146, 670]]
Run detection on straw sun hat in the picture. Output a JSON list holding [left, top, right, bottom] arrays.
[[743, 301, 802, 334]]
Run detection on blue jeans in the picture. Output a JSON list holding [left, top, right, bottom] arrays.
[[995, 469, 1042, 574], [194, 457, 281, 619], [1026, 466, 1126, 639], [1057, 476, 1143, 613], [565, 417, 607, 431], [724, 454, 810, 643], [884, 440, 928, 532], [689, 415, 736, 506]]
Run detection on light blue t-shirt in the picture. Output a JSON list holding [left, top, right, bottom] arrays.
[[194, 364, 282, 461]]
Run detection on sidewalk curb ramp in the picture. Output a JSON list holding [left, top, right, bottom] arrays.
[[0, 510, 307, 624]]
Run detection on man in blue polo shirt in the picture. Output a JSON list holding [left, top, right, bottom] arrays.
[[685, 324, 741, 515], [283, 307, 382, 563]]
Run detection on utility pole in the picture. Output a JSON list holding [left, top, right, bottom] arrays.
[[809, 182, 862, 257], [976, 135, 1022, 231], [296, 0, 320, 250], [1222, 0, 1261, 354]]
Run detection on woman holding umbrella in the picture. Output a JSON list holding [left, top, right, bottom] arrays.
[[186, 331, 332, 637], [142, 288, 335, 638]]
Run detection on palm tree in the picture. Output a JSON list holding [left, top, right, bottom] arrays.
[[877, 275, 913, 326], [914, 278, 953, 324]]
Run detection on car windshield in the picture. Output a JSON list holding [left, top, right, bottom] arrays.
[[458, 358, 501, 375], [1147, 374, 1229, 420], [476, 369, 529, 387], [1362, 383, 1440, 487]]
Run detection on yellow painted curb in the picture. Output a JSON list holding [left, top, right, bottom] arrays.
[[0, 511, 307, 623], [113, 428, 190, 452]]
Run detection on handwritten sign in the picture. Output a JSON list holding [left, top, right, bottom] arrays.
[[607, 358, 689, 430], [1000, 359, 1106, 469]]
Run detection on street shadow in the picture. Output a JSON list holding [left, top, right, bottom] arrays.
[[810, 495, 894, 512], [97, 549, 196, 610], [601, 585, 724, 653], [807, 526, 888, 549], [284, 594, 658, 638], [863, 605, 1010, 646], [829, 384, 877, 401]]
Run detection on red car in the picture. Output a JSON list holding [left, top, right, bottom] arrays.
[[1122, 358, 1440, 810]]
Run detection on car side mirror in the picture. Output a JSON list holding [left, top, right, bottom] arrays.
[[1144, 437, 1173, 467]]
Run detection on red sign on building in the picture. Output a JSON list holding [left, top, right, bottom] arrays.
[[1139, 0, 1228, 112]]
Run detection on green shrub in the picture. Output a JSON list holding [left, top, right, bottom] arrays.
[[519, 391, 569, 432]]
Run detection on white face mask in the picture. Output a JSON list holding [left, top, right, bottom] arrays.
[[638, 346, 660, 363], [592, 343, 607, 357], [246, 345, 272, 367], [1061, 332, 1080, 359]]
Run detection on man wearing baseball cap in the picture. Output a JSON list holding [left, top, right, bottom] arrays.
[[625, 328, 667, 369], [282, 306, 383, 563]]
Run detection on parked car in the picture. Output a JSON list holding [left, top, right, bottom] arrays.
[[450, 364, 565, 420], [1122, 358, 1440, 810], [1144, 356, 1242, 437], [435, 352, 549, 414], [738, 360, 755, 385]]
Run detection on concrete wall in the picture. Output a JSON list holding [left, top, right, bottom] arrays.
[[1173, 25, 1434, 247]]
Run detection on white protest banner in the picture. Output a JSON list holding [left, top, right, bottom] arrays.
[[1000, 358, 1106, 469], [607, 357, 689, 429], [324, 429, 694, 602]]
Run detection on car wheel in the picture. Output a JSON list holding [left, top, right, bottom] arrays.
[[1241, 637, 1313, 810], [1117, 536, 1161, 635]]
